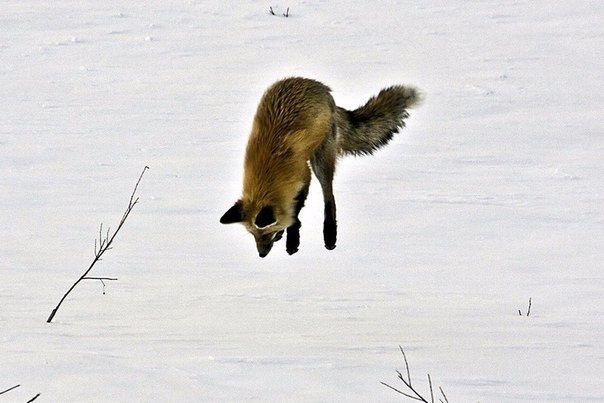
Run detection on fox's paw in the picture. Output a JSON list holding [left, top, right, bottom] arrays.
[[323, 224, 337, 250], [274, 230, 284, 243]]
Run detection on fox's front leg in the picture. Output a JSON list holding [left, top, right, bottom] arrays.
[[286, 184, 309, 255]]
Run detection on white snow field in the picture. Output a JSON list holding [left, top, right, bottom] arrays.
[[1, 1, 603, 401]]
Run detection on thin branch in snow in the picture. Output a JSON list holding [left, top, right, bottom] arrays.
[[381, 380, 421, 401], [1, 385, 40, 402], [83, 277, 118, 295], [46, 166, 149, 323], [518, 297, 532, 316], [439, 387, 449, 403], [269, 6, 290, 17], [27, 393, 41, 403], [381, 346, 449, 403], [401, 344, 412, 387], [0, 384, 20, 396]]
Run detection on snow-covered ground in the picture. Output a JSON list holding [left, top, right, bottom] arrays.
[[1, 1, 603, 401]]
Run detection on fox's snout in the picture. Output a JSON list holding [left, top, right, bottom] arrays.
[[254, 230, 284, 258], [255, 237, 273, 258], [257, 247, 271, 258]]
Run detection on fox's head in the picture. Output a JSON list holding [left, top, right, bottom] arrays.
[[220, 200, 291, 257]]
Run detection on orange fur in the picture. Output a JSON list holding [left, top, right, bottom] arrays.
[[241, 79, 334, 227]]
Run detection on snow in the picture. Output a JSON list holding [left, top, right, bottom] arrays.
[[1, 1, 603, 401]]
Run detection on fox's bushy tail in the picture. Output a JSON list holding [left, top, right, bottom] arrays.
[[336, 85, 421, 156]]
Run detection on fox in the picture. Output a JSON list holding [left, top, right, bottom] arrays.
[[220, 77, 421, 257]]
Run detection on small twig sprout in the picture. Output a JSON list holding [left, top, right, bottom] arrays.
[[518, 297, 532, 316], [269, 6, 290, 17]]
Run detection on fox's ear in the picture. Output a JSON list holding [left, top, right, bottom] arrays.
[[220, 201, 244, 224], [254, 206, 276, 228]]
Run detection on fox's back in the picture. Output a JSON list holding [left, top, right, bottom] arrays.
[[253, 77, 335, 134]]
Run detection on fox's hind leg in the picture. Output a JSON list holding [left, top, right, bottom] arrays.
[[311, 128, 338, 250]]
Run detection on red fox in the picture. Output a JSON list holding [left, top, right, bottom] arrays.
[[220, 77, 421, 257]]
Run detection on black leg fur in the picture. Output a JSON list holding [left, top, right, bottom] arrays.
[[286, 222, 301, 255], [310, 126, 338, 251], [286, 185, 309, 255], [323, 199, 337, 250]]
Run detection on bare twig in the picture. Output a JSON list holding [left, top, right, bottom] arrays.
[[0, 384, 20, 395], [518, 297, 532, 316], [84, 277, 118, 295], [269, 6, 290, 17], [382, 346, 449, 402], [27, 394, 41, 403], [380, 381, 421, 400], [46, 166, 149, 323], [1, 385, 40, 402], [400, 345, 412, 387], [439, 387, 450, 403]]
